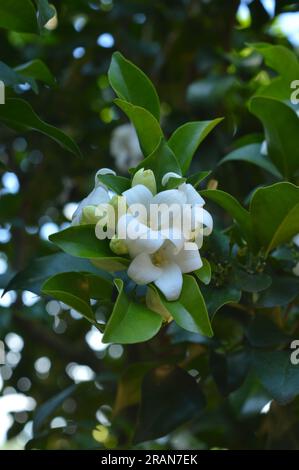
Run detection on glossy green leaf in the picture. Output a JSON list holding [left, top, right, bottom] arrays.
[[187, 170, 211, 188], [233, 268, 272, 293], [201, 283, 241, 318], [108, 52, 160, 121], [252, 43, 299, 103], [49, 225, 129, 272], [102, 279, 162, 344], [249, 97, 299, 177], [115, 99, 162, 156], [256, 275, 299, 307], [134, 138, 181, 190], [252, 43, 299, 80], [168, 119, 223, 174], [97, 174, 130, 194], [246, 315, 289, 348], [0, 61, 37, 92], [134, 365, 206, 443], [210, 350, 251, 397], [160, 275, 213, 337], [15, 59, 56, 87], [0, 0, 38, 33], [250, 182, 299, 254], [114, 362, 155, 414], [42, 272, 113, 322], [4, 252, 111, 295], [219, 143, 282, 178], [194, 258, 211, 285], [0, 99, 82, 158], [252, 350, 299, 404], [201, 189, 253, 243]]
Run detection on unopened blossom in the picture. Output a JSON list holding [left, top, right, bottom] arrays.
[[110, 124, 142, 172], [72, 168, 115, 225]]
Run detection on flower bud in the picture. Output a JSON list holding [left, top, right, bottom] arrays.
[[132, 168, 157, 195], [110, 195, 127, 221], [109, 235, 129, 255], [81, 205, 100, 225]]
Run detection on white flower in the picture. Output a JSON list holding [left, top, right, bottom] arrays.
[[72, 168, 115, 225], [110, 124, 142, 173], [127, 241, 202, 301], [113, 179, 212, 300]]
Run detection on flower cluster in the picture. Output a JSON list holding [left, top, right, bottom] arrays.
[[72, 168, 213, 301]]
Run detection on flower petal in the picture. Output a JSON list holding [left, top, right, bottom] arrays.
[[128, 253, 162, 285], [179, 183, 205, 206], [171, 242, 203, 273], [154, 262, 183, 301], [71, 187, 110, 225], [151, 188, 186, 206], [85, 186, 111, 206], [117, 214, 164, 256], [123, 184, 153, 209]]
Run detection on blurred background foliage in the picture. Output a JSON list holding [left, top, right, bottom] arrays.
[[0, 0, 299, 450]]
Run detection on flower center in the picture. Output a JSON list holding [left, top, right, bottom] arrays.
[[151, 248, 167, 267]]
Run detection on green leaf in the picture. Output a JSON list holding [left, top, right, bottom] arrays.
[[201, 283, 241, 318], [187, 170, 211, 188], [4, 252, 111, 295], [252, 350, 299, 404], [49, 225, 129, 272], [33, 384, 77, 437], [15, 59, 56, 87], [194, 258, 211, 285], [256, 275, 299, 307], [108, 52, 160, 121], [42, 272, 113, 322], [249, 97, 299, 178], [210, 350, 251, 397], [160, 275, 213, 337], [134, 365, 206, 443], [252, 43, 299, 103], [0, 99, 82, 158], [201, 189, 253, 243], [219, 143, 282, 178], [134, 138, 181, 191], [0, 61, 37, 92], [115, 99, 162, 156], [114, 362, 155, 414], [233, 268, 272, 293], [246, 314, 289, 348], [102, 279, 162, 344], [0, 0, 38, 33], [252, 43, 299, 81], [250, 182, 299, 254], [168, 119, 223, 174], [165, 176, 186, 189], [97, 174, 130, 194]]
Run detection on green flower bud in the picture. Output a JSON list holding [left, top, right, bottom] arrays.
[[132, 168, 157, 195], [109, 235, 129, 255], [81, 205, 99, 225], [110, 195, 127, 221]]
